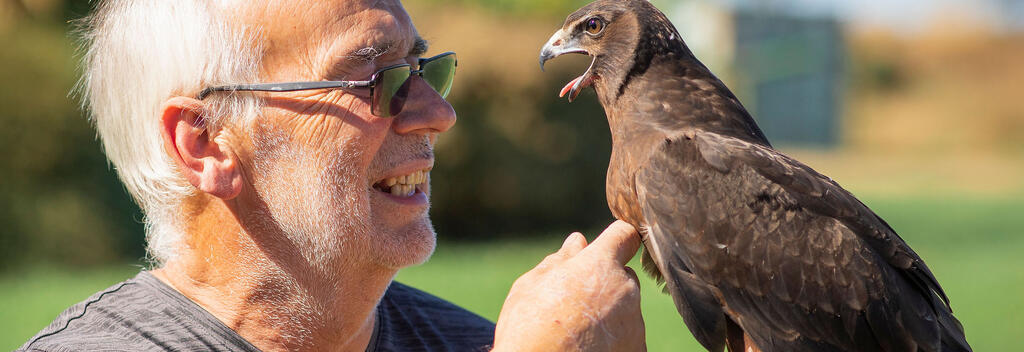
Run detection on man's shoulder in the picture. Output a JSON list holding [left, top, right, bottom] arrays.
[[375, 281, 495, 351], [383, 281, 495, 329], [18, 271, 258, 352], [18, 277, 139, 352]]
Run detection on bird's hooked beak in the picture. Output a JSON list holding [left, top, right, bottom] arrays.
[[539, 28, 597, 103]]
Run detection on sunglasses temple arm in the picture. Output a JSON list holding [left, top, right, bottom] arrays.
[[196, 80, 373, 100]]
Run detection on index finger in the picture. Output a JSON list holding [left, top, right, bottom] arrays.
[[581, 220, 641, 265]]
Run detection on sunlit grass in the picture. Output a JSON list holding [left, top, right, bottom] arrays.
[[4, 196, 1021, 351]]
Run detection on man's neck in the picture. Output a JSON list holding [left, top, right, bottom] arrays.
[[151, 197, 397, 352]]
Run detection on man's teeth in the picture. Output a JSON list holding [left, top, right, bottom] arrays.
[[377, 169, 429, 197], [390, 184, 415, 196]]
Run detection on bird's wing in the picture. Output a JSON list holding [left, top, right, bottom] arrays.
[[634, 131, 969, 352], [638, 220, 731, 352]]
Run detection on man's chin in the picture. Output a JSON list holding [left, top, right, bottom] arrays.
[[369, 217, 437, 269], [366, 185, 437, 267]]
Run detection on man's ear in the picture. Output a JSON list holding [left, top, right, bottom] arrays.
[[160, 96, 243, 200]]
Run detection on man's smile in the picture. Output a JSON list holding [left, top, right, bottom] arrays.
[[373, 167, 431, 197]]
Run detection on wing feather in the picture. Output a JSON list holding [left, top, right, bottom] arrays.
[[633, 131, 970, 351], [634, 147, 730, 352]]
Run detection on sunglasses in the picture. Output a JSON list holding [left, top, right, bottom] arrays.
[[196, 52, 457, 117]]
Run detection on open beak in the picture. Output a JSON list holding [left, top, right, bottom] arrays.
[[539, 29, 596, 103]]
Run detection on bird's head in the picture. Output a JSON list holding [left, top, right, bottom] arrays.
[[538, 0, 640, 102], [540, 0, 677, 103]]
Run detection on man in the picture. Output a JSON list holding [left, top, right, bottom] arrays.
[[20, 0, 645, 351]]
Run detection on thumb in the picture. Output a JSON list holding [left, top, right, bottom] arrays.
[[560, 232, 588, 257], [581, 220, 641, 265]]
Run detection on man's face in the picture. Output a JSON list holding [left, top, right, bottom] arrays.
[[227, 0, 455, 273]]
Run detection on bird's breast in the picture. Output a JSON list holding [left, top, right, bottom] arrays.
[[606, 142, 651, 228]]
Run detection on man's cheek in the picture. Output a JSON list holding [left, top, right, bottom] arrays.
[[266, 92, 364, 142]]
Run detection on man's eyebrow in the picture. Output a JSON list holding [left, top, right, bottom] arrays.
[[345, 42, 393, 62], [329, 37, 429, 79], [344, 37, 428, 63]]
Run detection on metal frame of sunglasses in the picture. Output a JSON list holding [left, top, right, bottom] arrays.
[[196, 52, 457, 117]]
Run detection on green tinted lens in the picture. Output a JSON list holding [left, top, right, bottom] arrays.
[[421, 53, 456, 98], [372, 66, 412, 117]]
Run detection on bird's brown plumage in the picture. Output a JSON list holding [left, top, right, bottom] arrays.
[[540, 1, 971, 351]]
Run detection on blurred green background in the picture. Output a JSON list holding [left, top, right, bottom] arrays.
[[2, 0, 1023, 350]]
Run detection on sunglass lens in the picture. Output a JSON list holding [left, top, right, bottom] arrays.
[[422, 54, 456, 98], [372, 54, 456, 117], [372, 67, 411, 117]]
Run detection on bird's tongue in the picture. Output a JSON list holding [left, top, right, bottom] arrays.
[[559, 76, 584, 98], [559, 73, 594, 102], [556, 56, 597, 102]]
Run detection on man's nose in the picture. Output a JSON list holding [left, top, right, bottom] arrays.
[[391, 76, 456, 135]]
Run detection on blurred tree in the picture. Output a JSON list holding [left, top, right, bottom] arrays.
[[405, 1, 623, 239], [60, 0, 91, 23], [431, 66, 615, 239], [0, 17, 145, 271], [5, 0, 31, 16], [415, 0, 589, 17]]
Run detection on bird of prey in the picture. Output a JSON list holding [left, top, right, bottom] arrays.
[[539, 1, 971, 351]]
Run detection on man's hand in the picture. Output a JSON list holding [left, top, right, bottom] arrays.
[[493, 220, 645, 351]]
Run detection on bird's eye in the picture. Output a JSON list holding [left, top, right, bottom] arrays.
[[585, 18, 605, 35]]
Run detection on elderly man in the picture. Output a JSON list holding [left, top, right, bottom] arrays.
[[20, 0, 644, 351]]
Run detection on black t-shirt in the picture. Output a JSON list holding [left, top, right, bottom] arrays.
[[19, 271, 495, 351]]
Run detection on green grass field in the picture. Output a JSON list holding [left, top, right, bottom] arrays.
[[3, 196, 1021, 351]]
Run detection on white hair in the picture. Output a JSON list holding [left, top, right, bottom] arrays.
[[76, 0, 263, 265]]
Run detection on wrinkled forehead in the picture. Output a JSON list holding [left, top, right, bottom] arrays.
[[233, 0, 418, 81]]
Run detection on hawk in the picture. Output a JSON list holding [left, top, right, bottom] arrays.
[[539, 1, 971, 351]]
